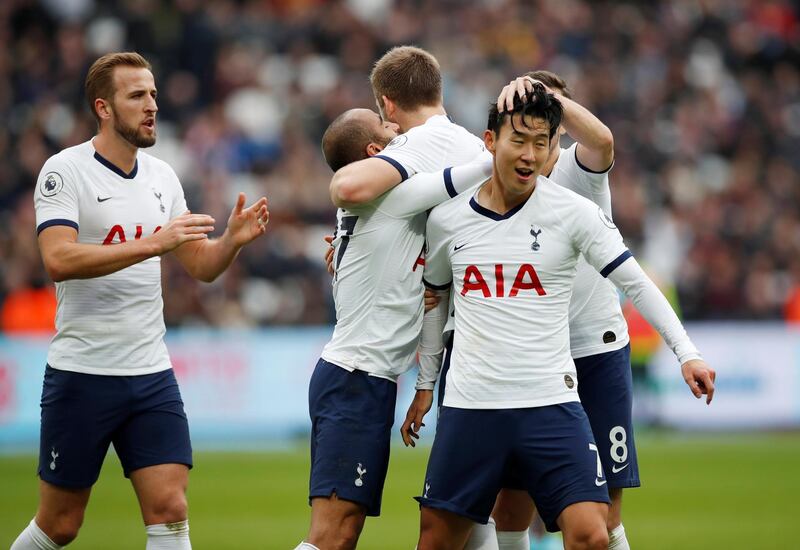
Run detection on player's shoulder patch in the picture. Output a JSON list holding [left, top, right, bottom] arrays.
[[40, 172, 64, 197], [598, 206, 616, 229], [386, 134, 408, 149]]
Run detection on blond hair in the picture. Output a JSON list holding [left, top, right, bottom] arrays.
[[85, 52, 152, 123]]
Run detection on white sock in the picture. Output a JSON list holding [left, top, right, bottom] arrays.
[[10, 519, 63, 550], [465, 518, 499, 550], [293, 543, 321, 550], [145, 521, 191, 549], [497, 529, 530, 550], [608, 524, 630, 550]]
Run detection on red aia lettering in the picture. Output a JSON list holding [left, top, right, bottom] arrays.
[[461, 265, 491, 297], [461, 264, 546, 297], [103, 225, 155, 245]]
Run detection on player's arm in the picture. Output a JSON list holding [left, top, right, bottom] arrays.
[[577, 205, 715, 404], [172, 193, 268, 283], [498, 76, 614, 171], [329, 157, 403, 207], [38, 214, 215, 282], [377, 160, 492, 218], [605, 257, 715, 404], [401, 210, 453, 447]]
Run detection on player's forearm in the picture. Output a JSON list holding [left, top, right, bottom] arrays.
[[43, 239, 162, 282], [555, 93, 614, 170], [608, 258, 701, 364], [416, 287, 450, 390], [383, 161, 493, 217], [330, 158, 402, 207], [177, 230, 241, 283]]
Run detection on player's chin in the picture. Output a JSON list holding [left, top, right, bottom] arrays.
[[136, 130, 157, 148]]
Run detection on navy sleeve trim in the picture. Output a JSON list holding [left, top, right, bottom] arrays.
[[37, 219, 79, 235], [600, 250, 633, 278], [575, 147, 614, 175], [423, 277, 452, 290], [443, 167, 457, 198], [374, 155, 409, 181]]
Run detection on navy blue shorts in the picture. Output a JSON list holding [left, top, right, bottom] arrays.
[[575, 344, 639, 489], [308, 359, 397, 516], [39, 366, 192, 489], [417, 403, 610, 532]]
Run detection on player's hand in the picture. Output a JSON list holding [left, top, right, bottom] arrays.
[[323, 234, 335, 276], [424, 289, 440, 312], [153, 212, 216, 254], [225, 193, 269, 247], [681, 358, 716, 404], [401, 390, 433, 447], [497, 76, 553, 113]]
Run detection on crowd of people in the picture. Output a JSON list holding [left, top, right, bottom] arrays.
[[1, 0, 799, 330]]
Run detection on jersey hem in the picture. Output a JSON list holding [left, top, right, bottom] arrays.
[[45, 362, 173, 376], [319, 354, 403, 383], [570, 333, 630, 359], [443, 393, 580, 410]]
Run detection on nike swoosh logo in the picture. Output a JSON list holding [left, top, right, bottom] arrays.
[[611, 463, 629, 473], [97, 196, 112, 202], [454, 243, 467, 251], [595, 478, 607, 487]]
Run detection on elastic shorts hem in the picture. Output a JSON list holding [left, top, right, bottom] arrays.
[[414, 496, 488, 524], [38, 471, 97, 490], [122, 457, 193, 478], [309, 489, 374, 516], [543, 493, 611, 533]]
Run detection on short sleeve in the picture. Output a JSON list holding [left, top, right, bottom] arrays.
[[552, 143, 613, 216], [374, 128, 446, 181], [572, 201, 631, 278], [34, 156, 80, 235], [168, 167, 188, 219], [422, 208, 453, 289]]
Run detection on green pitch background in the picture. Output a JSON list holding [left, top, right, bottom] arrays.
[[1, 433, 796, 549]]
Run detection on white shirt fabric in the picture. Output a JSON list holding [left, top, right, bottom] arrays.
[[322, 114, 489, 380], [423, 176, 631, 409], [34, 140, 187, 376], [550, 143, 630, 358]]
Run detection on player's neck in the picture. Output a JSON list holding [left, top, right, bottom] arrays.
[[478, 175, 536, 215], [92, 129, 138, 174], [395, 104, 446, 133], [542, 145, 561, 178]]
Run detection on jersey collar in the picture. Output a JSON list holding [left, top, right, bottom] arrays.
[[93, 150, 139, 179]]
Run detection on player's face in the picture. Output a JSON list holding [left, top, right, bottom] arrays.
[[486, 114, 551, 193], [371, 111, 399, 146], [109, 66, 158, 148]]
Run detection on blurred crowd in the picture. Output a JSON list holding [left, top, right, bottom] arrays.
[[1, 0, 799, 331]]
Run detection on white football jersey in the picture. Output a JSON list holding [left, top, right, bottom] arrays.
[[34, 140, 187, 376], [550, 143, 629, 358], [322, 115, 489, 380], [424, 176, 631, 409]]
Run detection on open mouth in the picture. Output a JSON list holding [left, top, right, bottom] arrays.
[[515, 167, 534, 179], [142, 119, 155, 129]]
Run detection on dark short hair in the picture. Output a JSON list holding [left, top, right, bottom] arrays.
[[321, 110, 386, 172], [487, 83, 563, 140], [526, 70, 572, 99]]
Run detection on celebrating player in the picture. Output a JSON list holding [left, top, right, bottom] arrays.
[[10, 52, 269, 550], [410, 86, 714, 550], [295, 46, 491, 550]]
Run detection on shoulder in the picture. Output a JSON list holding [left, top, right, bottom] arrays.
[[537, 176, 601, 220], [139, 150, 181, 184], [43, 141, 93, 172], [429, 187, 474, 228]]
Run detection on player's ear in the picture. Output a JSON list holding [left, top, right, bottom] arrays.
[[484, 129, 496, 154], [95, 98, 112, 121], [365, 142, 383, 157], [382, 96, 396, 118]]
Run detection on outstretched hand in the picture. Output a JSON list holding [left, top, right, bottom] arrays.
[[681, 358, 716, 404], [226, 193, 269, 247], [401, 390, 434, 447]]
